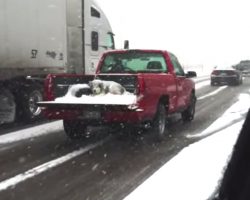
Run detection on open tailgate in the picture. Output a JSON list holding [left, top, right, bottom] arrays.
[[37, 101, 137, 111]]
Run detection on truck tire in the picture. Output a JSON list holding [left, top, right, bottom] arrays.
[[152, 103, 168, 141], [240, 78, 243, 85], [182, 93, 196, 122], [211, 81, 216, 86], [63, 120, 88, 140], [16, 84, 43, 122], [236, 78, 242, 86]]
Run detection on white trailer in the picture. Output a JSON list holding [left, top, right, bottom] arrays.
[[0, 0, 115, 123]]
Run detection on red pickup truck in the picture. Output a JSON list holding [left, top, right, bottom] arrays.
[[38, 49, 197, 140]]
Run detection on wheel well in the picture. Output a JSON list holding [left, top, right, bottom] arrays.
[[191, 89, 195, 96], [188, 89, 196, 104], [158, 95, 169, 111]]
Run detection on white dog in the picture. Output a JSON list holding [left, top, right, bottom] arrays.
[[89, 79, 126, 95]]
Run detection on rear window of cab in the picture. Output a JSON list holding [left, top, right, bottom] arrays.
[[100, 52, 168, 73]]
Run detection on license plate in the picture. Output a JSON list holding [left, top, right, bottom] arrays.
[[82, 111, 101, 119], [220, 73, 227, 76]]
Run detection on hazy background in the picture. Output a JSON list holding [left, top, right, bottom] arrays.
[[96, 0, 250, 68]]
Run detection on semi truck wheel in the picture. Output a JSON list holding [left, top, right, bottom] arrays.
[[63, 120, 88, 140], [182, 93, 196, 122], [152, 103, 168, 141], [16, 85, 43, 122]]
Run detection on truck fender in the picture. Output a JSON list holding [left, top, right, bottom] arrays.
[[156, 96, 169, 116]]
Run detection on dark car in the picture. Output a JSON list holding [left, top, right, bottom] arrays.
[[210, 67, 243, 86]]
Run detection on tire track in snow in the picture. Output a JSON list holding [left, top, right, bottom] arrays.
[[197, 86, 227, 100]]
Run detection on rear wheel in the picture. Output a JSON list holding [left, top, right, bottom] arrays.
[[210, 81, 216, 86], [232, 79, 239, 86], [152, 103, 168, 141], [182, 93, 196, 122], [240, 77, 243, 84], [16, 84, 43, 122], [236, 77, 242, 85], [63, 120, 88, 140]]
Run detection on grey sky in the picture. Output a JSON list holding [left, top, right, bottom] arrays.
[[97, 0, 250, 67]]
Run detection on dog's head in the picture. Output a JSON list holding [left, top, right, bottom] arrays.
[[89, 80, 104, 95]]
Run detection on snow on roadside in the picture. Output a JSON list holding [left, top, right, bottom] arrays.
[[124, 122, 242, 200], [124, 92, 250, 200], [188, 93, 250, 138], [197, 86, 227, 100], [192, 75, 210, 83], [0, 121, 63, 145]]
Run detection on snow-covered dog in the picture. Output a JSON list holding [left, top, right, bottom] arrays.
[[89, 79, 126, 95]]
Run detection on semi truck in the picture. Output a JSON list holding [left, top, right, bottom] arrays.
[[0, 0, 115, 124]]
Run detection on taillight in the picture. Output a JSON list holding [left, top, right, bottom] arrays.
[[136, 76, 146, 95], [44, 74, 55, 101], [211, 70, 219, 76], [227, 71, 236, 75]]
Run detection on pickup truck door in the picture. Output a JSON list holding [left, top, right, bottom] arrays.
[[170, 55, 187, 110]]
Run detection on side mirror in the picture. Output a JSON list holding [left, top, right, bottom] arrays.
[[186, 71, 197, 78], [124, 40, 129, 49]]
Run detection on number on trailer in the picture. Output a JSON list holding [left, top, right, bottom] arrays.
[[31, 49, 38, 59]]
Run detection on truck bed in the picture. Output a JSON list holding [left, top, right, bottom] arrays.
[[38, 74, 139, 109]]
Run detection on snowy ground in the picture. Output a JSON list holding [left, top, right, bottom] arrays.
[[0, 121, 63, 145], [124, 91, 250, 200]]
